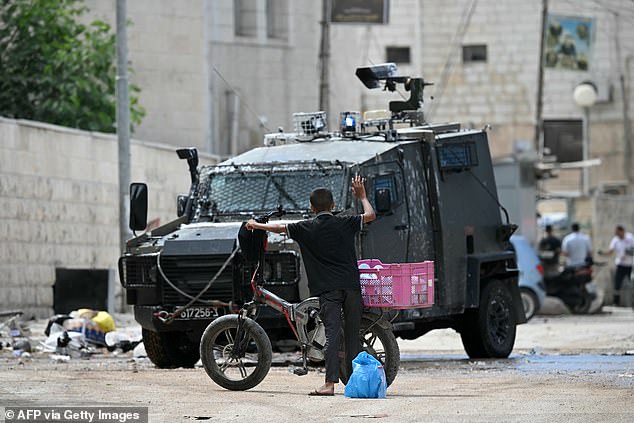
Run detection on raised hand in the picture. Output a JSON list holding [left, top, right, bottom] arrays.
[[351, 176, 367, 200]]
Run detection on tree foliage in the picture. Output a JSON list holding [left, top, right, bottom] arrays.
[[0, 0, 144, 133]]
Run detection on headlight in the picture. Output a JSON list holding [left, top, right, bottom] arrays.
[[148, 264, 158, 284], [263, 252, 299, 285]]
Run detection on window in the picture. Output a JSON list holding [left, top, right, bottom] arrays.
[[543, 119, 583, 162], [266, 0, 288, 39], [235, 0, 257, 37], [462, 44, 487, 63], [386, 46, 411, 64], [372, 174, 399, 205], [437, 141, 479, 171]]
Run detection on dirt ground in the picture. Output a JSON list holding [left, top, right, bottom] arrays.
[[2, 307, 634, 423]]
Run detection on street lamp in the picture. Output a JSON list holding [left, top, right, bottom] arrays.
[[573, 81, 598, 195]]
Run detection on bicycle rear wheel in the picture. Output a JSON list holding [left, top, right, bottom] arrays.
[[339, 317, 400, 386], [200, 314, 272, 391]]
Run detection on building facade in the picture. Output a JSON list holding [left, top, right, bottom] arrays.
[[84, 0, 321, 157], [328, 0, 634, 198]]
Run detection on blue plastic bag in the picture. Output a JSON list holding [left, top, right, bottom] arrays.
[[344, 351, 387, 398]]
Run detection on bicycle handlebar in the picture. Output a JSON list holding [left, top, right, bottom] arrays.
[[255, 206, 287, 224]]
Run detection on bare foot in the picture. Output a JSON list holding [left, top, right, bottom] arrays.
[[309, 382, 335, 396]]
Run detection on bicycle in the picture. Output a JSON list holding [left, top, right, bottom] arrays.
[[199, 208, 400, 391]]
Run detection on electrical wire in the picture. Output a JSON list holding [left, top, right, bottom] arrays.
[[426, 0, 479, 121], [213, 67, 272, 132], [156, 243, 239, 324]]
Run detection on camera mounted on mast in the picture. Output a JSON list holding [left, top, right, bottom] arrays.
[[356, 63, 433, 127]]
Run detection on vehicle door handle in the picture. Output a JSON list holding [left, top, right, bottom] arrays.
[[394, 225, 408, 231]]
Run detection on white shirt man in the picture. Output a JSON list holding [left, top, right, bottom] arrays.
[[561, 223, 592, 267], [603, 225, 634, 305], [609, 230, 634, 267]]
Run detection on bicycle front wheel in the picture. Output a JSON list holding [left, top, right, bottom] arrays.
[[200, 314, 272, 390]]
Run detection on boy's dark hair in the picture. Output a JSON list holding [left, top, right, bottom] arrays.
[[571, 222, 580, 232], [310, 187, 334, 213], [545, 224, 553, 233]]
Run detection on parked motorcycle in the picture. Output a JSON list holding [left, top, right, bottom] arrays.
[[542, 263, 596, 314]]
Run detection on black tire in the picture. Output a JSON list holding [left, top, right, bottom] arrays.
[[572, 290, 592, 314], [142, 328, 200, 368], [461, 280, 517, 358], [520, 288, 539, 321], [199, 315, 272, 391], [339, 318, 400, 387]]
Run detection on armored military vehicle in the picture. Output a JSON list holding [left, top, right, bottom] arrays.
[[119, 64, 525, 368]]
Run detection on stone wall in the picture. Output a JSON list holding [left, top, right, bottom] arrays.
[[0, 118, 218, 318]]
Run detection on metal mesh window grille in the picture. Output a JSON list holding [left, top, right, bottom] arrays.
[[198, 167, 346, 214]]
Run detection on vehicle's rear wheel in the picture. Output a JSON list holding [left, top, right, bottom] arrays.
[[460, 280, 517, 358], [142, 328, 200, 368], [520, 288, 539, 320]]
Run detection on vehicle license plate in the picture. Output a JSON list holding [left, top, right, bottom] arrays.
[[176, 307, 218, 320]]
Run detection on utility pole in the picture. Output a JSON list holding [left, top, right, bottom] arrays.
[[318, 0, 330, 122], [614, 13, 633, 188], [116, 0, 131, 254], [534, 0, 548, 156]]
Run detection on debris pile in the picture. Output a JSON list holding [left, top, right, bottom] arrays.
[[1, 308, 145, 363]]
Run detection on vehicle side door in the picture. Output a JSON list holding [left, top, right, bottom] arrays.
[[360, 162, 409, 263]]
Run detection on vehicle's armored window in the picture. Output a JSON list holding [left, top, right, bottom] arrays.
[[203, 168, 345, 214], [386, 46, 411, 64], [372, 174, 398, 205], [462, 44, 487, 63], [437, 141, 479, 171]]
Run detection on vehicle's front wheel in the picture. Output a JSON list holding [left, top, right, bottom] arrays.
[[520, 287, 539, 321], [460, 280, 517, 358], [142, 329, 200, 368]]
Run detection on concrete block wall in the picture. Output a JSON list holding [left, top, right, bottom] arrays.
[[0, 118, 218, 318]]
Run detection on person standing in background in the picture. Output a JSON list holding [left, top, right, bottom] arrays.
[[539, 224, 562, 275], [561, 223, 593, 268], [599, 225, 634, 305]]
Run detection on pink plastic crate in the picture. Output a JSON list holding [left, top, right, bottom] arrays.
[[358, 259, 434, 309]]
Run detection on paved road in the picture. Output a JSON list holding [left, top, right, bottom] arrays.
[[1, 307, 634, 422]]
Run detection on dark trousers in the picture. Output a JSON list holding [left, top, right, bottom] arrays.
[[319, 289, 362, 383], [614, 265, 632, 304]]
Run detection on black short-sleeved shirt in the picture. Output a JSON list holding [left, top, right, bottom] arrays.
[[539, 235, 561, 264], [286, 212, 363, 296]]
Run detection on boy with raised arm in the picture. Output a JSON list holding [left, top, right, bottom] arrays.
[[246, 176, 376, 396]]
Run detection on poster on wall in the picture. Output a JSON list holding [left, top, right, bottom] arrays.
[[331, 0, 389, 24], [543, 14, 594, 71]]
